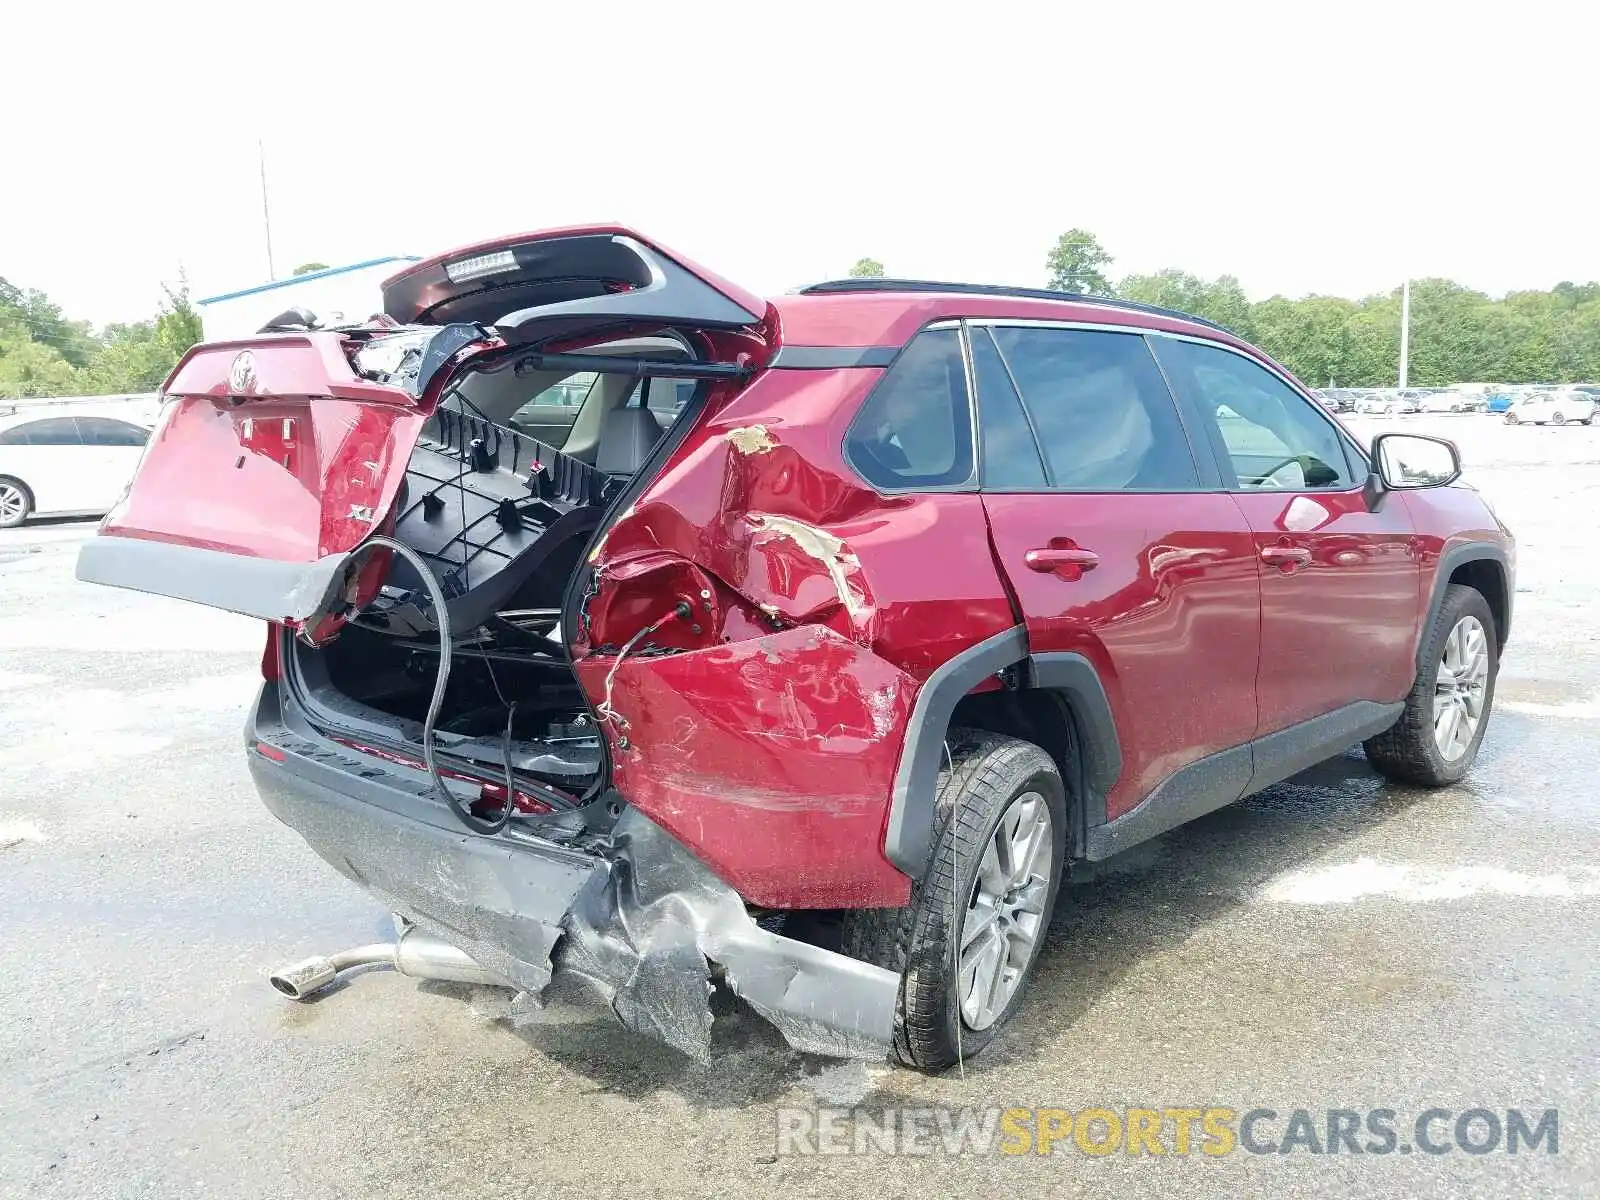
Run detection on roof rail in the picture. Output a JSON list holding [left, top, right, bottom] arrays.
[[795, 278, 1231, 334]]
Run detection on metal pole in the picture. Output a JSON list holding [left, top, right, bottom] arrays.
[[1398, 278, 1411, 388], [259, 139, 276, 282]]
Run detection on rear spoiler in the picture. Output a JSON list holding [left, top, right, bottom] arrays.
[[381, 227, 768, 345]]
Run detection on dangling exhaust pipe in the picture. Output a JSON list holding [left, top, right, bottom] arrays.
[[269, 923, 507, 1001]]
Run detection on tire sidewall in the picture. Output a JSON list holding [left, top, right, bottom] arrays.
[[1414, 588, 1499, 783], [924, 755, 1068, 1062]]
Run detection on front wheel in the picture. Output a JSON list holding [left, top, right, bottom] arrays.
[[1505, 412, 1520, 425], [0, 478, 33, 528], [1365, 585, 1498, 786], [1552, 411, 1566, 426], [840, 731, 1066, 1071]]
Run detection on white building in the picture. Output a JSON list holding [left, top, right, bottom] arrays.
[[195, 256, 419, 341]]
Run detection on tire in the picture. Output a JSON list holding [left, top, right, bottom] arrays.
[[840, 730, 1067, 1071], [1551, 411, 1565, 426], [1365, 584, 1498, 787], [0, 477, 33, 528], [1505, 412, 1519, 425]]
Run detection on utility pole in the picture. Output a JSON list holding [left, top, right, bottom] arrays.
[[1398, 278, 1411, 388], [258, 138, 277, 282]]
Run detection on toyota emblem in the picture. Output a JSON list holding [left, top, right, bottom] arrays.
[[229, 351, 259, 393]]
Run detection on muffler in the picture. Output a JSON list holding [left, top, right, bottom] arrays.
[[269, 922, 508, 1001]]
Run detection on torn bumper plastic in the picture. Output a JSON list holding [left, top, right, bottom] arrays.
[[249, 682, 899, 1060]]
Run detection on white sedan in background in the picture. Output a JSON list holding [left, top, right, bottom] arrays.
[[0, 414, 150, 527], [1503, 390, 1598, 426]]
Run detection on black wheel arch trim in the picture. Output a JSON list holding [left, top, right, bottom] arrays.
[[885, 626, 1028, 876], [1421, 541, 1513, 667], [1026, 652, 1124, 819], [883, 634, 1126, 876]]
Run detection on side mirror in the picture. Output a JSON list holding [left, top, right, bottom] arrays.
[[1371, 433, 1462, 490]]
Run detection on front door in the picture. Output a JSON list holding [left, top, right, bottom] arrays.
[[970, 322, 1262, 822], [1151, 337, 1420, 734]]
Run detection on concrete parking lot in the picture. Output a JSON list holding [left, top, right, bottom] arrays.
[[2, 414, 1597, 1198]]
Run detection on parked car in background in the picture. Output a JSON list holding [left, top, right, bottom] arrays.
[[1357, 391, 1420, 415], [0, 414, 151, 527], [74, 223, 1516, 1070], [1421, 389, 1480, 413], [1503, 389, 1597, 425]]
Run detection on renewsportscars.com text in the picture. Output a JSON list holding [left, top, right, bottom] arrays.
[[775, 1106, 1559, 1158]]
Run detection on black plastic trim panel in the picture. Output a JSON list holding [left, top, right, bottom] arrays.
[[884, 626, 1028, 875], [1028, 652, 1124, 814], [769, 345, 899, 370], [1421, 542, 1513, 665], [1085, 700, 1404, 861]]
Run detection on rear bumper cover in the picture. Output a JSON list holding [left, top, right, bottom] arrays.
[[249, 683, 899, 1060]]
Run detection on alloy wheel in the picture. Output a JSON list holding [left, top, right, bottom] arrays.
[[1434, 615, 1489, 761], [0, 483, 27, 526], [958, 791, 1053, 1031]]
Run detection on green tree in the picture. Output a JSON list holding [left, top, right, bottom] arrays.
[[848, 257, 885, 278], [0, 334, 81, 398], [1044, 229, 1114, 295], [1117, 269, 1254, 337], [292, 261, 332, 276], [155, 283, 203, 361], [82, 322, 178, 393]]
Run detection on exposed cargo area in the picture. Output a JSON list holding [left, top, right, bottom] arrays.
[[287, 340, 709, 806]]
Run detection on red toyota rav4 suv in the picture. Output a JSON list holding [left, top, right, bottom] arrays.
[[79, 227, 1513, 1070]]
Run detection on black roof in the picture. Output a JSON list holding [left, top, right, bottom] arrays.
[[796, 278, 1229, 334]]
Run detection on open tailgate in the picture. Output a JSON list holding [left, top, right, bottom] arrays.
[[75, 332, 433, 624], [381, 225, 767, 340], [77, 224, 768, 626]]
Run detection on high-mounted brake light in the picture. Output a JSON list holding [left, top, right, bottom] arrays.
[[444, 250, 518, 283]]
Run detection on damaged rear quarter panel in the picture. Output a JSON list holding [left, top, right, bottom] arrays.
[[576, 626, 915, 907], [575, 365, 1018, 908]]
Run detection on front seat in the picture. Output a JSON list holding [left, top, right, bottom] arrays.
[[594, 406, 664, 476]]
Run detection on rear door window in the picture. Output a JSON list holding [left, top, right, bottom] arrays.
[[986, 326, 1200, 490], [1, 417, 83, 446], [845, 328, 974, 490], [969, 326, 1047, 488], [1156, 339, 1354, 490], [75, 417, 150, 446]]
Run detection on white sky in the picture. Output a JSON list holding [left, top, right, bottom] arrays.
[[4, 0, 1595, 326]]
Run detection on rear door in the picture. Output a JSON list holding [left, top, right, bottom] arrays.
[[0, 417, 85, 512], [71, 417, 150, 511], [1151, 336, 1420, 733], [971, 321, 1263, 823]]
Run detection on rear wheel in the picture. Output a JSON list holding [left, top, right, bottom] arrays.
[[1552, 411, 1566, 426], [0, 478, 33, 528], [1365, 585, 1498, 787], [841, 730, 1066, 1071]]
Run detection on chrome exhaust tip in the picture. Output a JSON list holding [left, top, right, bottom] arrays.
[[268, 926, 506, 1002], [268, 956, 340, 1000]]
